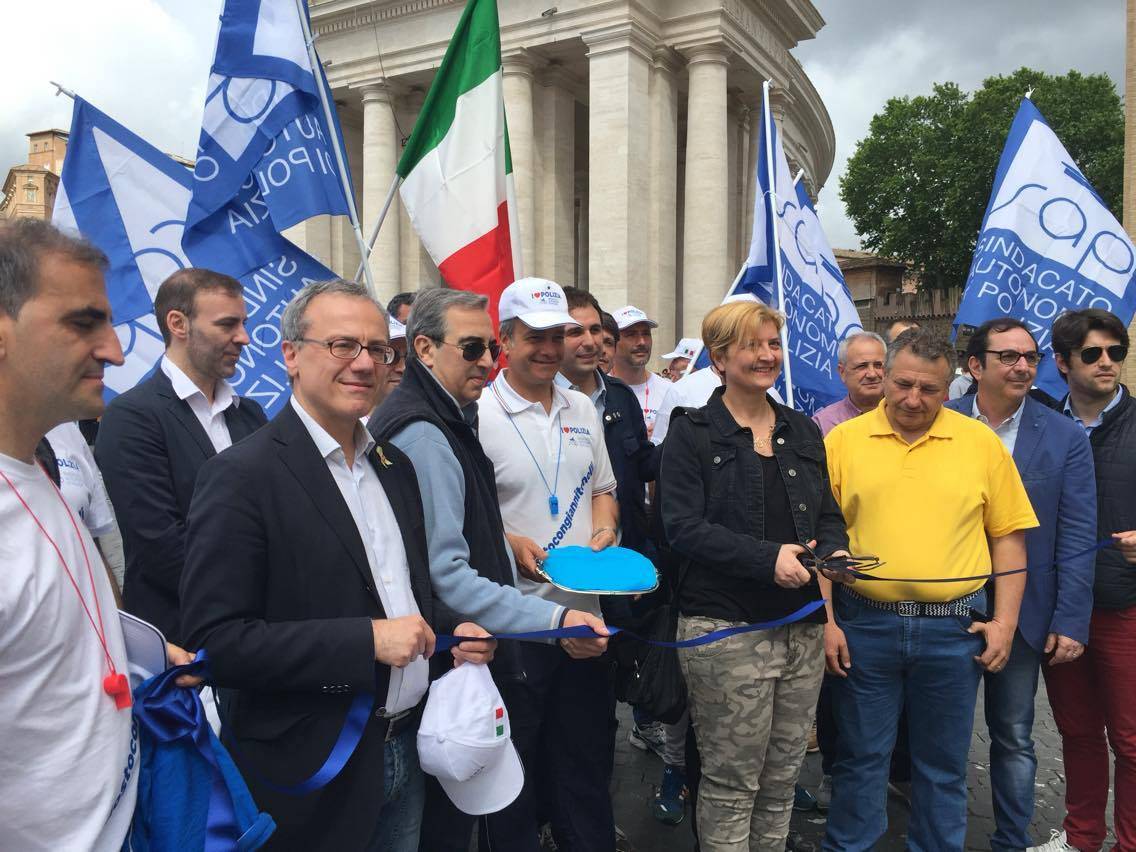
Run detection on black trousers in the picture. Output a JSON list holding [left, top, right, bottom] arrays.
[[418, 645, 616, 852]]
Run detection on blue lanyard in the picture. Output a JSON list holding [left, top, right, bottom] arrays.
[[498, 385, 563, 517]]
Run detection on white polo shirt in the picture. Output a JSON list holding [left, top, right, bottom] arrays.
[[44, 422, 116, 538], [290, 398, 428, 715], [627, 372, 671, 437], [479, 373, 617, 616], [161, 356, 238, 453]]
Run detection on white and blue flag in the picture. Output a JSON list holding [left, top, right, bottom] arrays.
[[187, 0, 351, 263], [696, 90, 862, 415], [954, 97, 1136, 399], [53, 97, 335, 416]]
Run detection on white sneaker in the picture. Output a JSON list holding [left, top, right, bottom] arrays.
[[1026, 829, 1080, 852]]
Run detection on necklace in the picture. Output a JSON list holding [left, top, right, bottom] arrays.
[[495, 383, 564, 517], [1, 464, 132, 710], [753, 420, 776, 451]]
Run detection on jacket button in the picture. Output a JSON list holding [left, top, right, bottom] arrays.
[[788, 469, 797, 477], [713, 455, 721, 464], [777, 438, 785, 445], [798, 503, 807, 511]]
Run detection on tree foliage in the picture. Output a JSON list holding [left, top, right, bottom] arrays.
[[839, 68, 1124, 290]]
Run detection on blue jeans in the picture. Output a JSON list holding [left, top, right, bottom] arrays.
[[823, 589, 985, 852], [985, 631, 1042, 852], [366, 726, 425, 852]]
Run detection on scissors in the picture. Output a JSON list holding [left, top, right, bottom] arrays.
[[795, 541, 885, 579]]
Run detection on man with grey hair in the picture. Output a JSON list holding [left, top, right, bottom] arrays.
[[821, 327, 1038, 851], [369, 286, 609, 850], [181, 278, 496, 850], [812, 331, 888, 439]]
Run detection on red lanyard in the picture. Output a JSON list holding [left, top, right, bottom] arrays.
[[0, 464, 132, 710]]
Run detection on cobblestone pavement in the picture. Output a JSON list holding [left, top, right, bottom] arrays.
[[609, 689, 1117, 852]]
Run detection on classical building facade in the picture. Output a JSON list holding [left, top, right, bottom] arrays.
[[0, 129, 68, 222], [294, 0, 835, 344]]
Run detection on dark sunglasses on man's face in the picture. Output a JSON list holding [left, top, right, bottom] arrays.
[[442, 339, 502, 363], [1075, 345, 1128, 365]]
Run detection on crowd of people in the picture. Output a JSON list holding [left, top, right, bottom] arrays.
[[2, 216, 1135, 852]]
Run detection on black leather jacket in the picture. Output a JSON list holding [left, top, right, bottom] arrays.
[[658, 387, 849, 621]]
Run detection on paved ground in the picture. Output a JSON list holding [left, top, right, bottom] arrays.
[[609, 689, 1117, 851]]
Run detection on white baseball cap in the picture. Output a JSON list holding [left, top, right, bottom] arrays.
[[498, 278, 579, 330], [723, 293, 760, 304], [387, 315, 407, 341], [612, 305, 658, 331], [662, 337, 700, 361], [417, 663, 524, 815]]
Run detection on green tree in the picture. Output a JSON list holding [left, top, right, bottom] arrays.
[[839, 68, 1124, 290]]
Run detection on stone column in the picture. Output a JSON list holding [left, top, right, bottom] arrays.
[[647, 47, 681, 351], [396, 88, 440, 290], [361, 83, 400, 301], [736, 105, 752, 269], [745, 101, 759, 251], [503, 50, 537, 276], [576, 188, 590, 289], [681, 43, 731, 336], [726, 92, 743, 276], [583, 23, 653, 313], [536, 66, 577, 285]]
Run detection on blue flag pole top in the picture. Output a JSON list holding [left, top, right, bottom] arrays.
[[954, 97, 1136, 401]]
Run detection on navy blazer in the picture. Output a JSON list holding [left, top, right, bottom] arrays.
[[95, 367, 267, 643], [945, 394, 1097, 650], [179, 401, 434, 850]]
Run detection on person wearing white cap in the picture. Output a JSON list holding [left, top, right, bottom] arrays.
[[610, 305, 671, 438], [478, 276, 619, 849], [663, 337, 701, 382]]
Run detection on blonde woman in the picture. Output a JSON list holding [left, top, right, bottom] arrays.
[[658, 300, 851, 851]]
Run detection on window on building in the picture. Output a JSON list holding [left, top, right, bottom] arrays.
[[24, 182, 38, 203]]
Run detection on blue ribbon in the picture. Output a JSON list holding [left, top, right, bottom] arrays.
[[133, 649, 241, 851], [435, 598, 828, 652]]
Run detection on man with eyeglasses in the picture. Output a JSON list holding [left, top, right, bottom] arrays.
[[822, 327, 1037, 852], [369, 287, 610, 852], [180, 279, 496, 850], [944, 318, 1096, 852], [96, 268, 267, 643], [1028, 308, 1136, 852]]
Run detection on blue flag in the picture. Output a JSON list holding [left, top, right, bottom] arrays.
[[954, 97, 1136, 400], [53, 97, 335, 416], [697, 90, 862, 415], [186, 0, 351, 265]]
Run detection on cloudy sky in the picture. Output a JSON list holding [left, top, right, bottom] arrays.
[[2, 0, 1126, 251]]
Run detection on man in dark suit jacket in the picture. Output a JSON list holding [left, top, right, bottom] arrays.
[[96, 269, 266, 642], [180, 278, 494, 851], [946, 317, 1096, 852]]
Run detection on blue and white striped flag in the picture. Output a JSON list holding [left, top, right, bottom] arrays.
[[186, 0, 351, 263], [954, 97, 1136, 399], [53, 96, 334, 416]]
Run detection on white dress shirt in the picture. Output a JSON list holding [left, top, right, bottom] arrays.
[[161, 356, 238, 453], [290, 397, 428, 714], [971, 395, 1027, 455]]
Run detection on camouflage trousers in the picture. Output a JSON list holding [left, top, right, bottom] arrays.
[[678, 616, 825, 852]]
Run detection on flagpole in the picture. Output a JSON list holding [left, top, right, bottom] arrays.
[[354, 174, 402, 283], [293, 0, 377, 298], [763, 80, 794, 408], [681, 262, 747, 378]]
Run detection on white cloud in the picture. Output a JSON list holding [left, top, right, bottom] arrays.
[[1, 0, 221, 173]]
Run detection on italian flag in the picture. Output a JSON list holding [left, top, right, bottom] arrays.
[[397, 0, 522, 322]]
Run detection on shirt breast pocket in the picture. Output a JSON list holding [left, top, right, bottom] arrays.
[[704, 447, 738, 506]]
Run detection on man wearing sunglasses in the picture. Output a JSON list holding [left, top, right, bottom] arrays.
[[1030, 308, 1136, 852], [369, 286, 610, 852], [945, 318, 1097, 852]]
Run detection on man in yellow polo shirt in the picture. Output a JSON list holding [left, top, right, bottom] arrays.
[[820, 328, 1038, 852]]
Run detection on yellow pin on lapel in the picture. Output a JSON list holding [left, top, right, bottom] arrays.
[[375, 445, 393, 468]]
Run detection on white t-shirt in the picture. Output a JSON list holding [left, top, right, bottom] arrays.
[[627, 372, 672, 437], [479, 374, 617, 616], [45, 422, 116, 537], [0, 451, 138, 851], [651, 369, 785, 444]]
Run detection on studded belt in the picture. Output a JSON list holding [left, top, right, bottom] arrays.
[[841, 585, 983, 618]]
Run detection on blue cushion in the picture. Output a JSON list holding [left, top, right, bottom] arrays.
[[540, 546, 659, 594]]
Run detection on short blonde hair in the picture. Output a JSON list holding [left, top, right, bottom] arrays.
[[701, 300, 784, 365]]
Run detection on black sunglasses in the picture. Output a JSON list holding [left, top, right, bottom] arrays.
[[1075, 345, 1128, 365], [441, 339, 502, 363], [984, 349, 1044, 367]]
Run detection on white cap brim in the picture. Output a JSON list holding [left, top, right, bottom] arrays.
[[511, 310, 580, 330], [662, 349, 692, 360], [437, 738, 525, 815], [618, 318, 658, 330]]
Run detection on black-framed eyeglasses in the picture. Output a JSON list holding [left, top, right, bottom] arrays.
[[1075, 345, 1128, 365], [984, 349, 1044, 367], [440, 338, 502, 363], [299, 337, 400, 365]]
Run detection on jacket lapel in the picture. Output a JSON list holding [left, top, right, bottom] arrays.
[[1012, 397, 1046, 471], [152, 370, 216, 459], [274, 406, 383, 610], [369, 445, 432, 619]]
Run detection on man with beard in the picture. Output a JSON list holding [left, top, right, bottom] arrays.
[[611, 305, 671, 438], [97, 268, 267, 642]]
